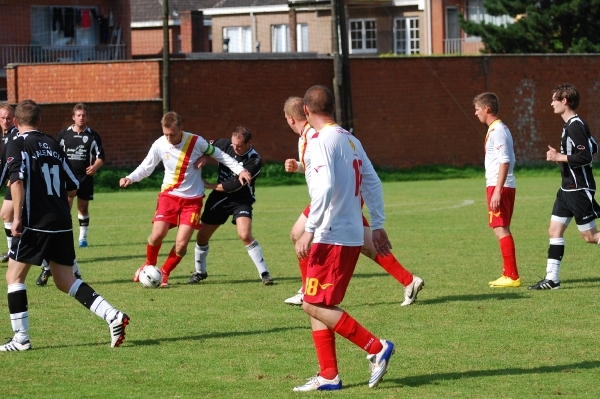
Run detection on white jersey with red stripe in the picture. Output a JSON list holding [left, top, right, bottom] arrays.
[[295, 122, 317, 186], [126, 131, 245, 198], [305, 123, 385, 246], [484, 119, 516, 188]]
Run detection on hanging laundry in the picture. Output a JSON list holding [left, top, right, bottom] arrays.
[[64, 7, 75, 38], [75, 8, 82, 27], [82, 9, 91, 29], [52, 7, 63, 32]]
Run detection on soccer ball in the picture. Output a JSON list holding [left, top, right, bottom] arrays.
[[139, 265, 162, 288]]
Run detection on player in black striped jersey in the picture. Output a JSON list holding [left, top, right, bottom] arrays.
[[188, 126, 273, 285], [56, 103, 104, 248], [0, 100, 129, 351], [529, 84, 600, 290], [0, 104, 19, 263]]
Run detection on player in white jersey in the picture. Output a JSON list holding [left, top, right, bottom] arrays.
[[283, 97, 423, 307], [474, 92, 520, 288], [291, 86, 394, 392], [120, 112, 250, 287]]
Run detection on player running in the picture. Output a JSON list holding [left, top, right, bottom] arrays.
[[283, 96, 424, 307]]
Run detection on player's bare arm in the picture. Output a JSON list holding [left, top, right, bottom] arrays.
[[547, 145, 567, 163], [86, 158, 104, 176], [238, 169, 251, 185], [193, 154, 210, 169], [10, 180, 24, 237], [491, 163, 509, 212]]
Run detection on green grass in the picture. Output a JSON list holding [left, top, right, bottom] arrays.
[[1, 176, 600, 398]]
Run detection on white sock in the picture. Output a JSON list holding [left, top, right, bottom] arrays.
[[41, 259, 50, 271], [78, 215, 89, 241], [545, 237, 564, 283], [7, 283, 28, 343], [194, 244, 209, 273], [246, 240, 269, 276], [4, 222, 11, 249]]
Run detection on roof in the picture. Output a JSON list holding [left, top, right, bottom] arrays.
[[131, 0, 289, 24]]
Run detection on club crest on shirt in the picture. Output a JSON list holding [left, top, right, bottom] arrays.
[[577, 145, 586, 150], [6, 157, 13, 163], [83, 136, 89, 143]]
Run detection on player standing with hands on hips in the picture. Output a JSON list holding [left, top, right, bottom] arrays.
[[474, 92, 521, 287], [292, 86, 394, 392], [1, 100, 129, 351], [529, 84, 600, 290]]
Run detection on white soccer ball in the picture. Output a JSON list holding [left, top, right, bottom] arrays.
[[139, 265, 162, 288]]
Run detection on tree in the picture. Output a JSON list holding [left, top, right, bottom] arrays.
[[460, 0, 600, 53]]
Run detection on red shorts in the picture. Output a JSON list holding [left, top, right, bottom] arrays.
[[303, 243, 361, 306], [153, 192, 204, 229], [302, 204, 369, 227], [486, 186, 515, 228]]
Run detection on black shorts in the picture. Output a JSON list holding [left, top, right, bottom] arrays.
[[552, 189, 600, 225], [75, 175, 94, 201], [200, 193, 253, 225], [10, 229, 76, 266]]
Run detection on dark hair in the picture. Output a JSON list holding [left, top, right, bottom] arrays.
[[232, 126, 252, 143], [473, 92, 499, 115], [15, 99, 40, 127], [72, 103, 88, 115], [552, 84, 580, 110], [304, 85, 334, 116]]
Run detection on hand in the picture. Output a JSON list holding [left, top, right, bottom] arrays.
[[371, 228, 392, 256], [119, 177, 132, 188], [238, 170, 251, 185], [85, 165, 97, 175], [11, 219, 22, 237], [284, 159, 299, 173], [295, 231, 314, 260], [193, 155, 209, 169], [490, 188, 501, 212], [546, 145, 561, 163]]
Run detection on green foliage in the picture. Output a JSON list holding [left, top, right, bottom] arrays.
[[2, 179, 600, 398], [460, 0, 600, 53]]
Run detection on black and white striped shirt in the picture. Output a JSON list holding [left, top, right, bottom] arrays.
[[559, 115, 598, 191]]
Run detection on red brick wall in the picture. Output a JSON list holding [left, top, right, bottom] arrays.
[[7, 55, 600, 168]]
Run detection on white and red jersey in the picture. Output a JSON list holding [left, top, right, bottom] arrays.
[[294, 122, 317, 186], [126, 131, 245, 199], [305, 123, 384, 246], [485, 119, 516, 188]]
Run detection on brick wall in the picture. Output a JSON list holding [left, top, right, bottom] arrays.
[[7, 55, 600, 168]]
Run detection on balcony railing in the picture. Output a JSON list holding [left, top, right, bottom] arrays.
[[0, 44, 126, 67], [444, 38, 484, 55]]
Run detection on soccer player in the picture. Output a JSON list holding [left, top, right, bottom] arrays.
[[529, 84, 600, 290], [282, 96, 423, 306], [0, 104, 19, 263], [121, 112, 251, 287], [473, 92, 521, 288], [188, 126, 273, 285], [57, 103, 104, 248], [292, 86, 394, 391], [1, 100, 129, 351]]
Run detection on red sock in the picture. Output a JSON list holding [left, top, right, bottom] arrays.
[[500, 235, 519, 279], [333, 311, 383, 355], [299, 257, 308, 291], [374, 254, 413, 287], [146, 243, 161, 265], [312, 329, 338, 379], [161, 248, 183, 276]]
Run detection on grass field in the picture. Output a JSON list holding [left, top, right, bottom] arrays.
[[1, 176, 599, 398]]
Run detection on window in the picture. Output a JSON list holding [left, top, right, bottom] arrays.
[[349, 19, 377, 54], [394, 17, 420, 55], [271, 24, 309, 52], [272, 24, 289, 52], [31, 6, 100, 47], [223, 26, 252, 53], [467, 0, 513, 26], [297, 23, 309, 52]]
